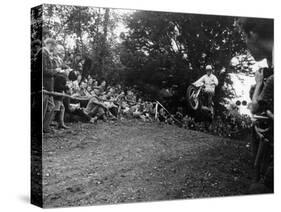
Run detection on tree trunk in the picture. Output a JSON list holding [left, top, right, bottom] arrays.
[[100, 8, 110, 77]]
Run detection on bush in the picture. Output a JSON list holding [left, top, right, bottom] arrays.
[[182, 111, 252, 140]]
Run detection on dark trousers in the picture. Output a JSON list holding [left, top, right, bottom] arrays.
[[203, 90, 214, 107], [43, 94, 55, 131]]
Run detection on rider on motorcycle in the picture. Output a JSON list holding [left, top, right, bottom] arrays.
[[193, 65, 218, 110]]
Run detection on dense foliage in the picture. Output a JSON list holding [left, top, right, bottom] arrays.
[[120, 11, 248, 112]]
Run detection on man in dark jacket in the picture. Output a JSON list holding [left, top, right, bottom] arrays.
[[31, 40, 42, 93], [42, 38, 60, 133]]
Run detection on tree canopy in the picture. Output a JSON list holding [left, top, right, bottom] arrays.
[[32, 4, 250, 113]]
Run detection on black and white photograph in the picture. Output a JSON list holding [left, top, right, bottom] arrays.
[[30, 3, 274, 209]]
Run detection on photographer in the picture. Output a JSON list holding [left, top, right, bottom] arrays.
[[240, 18, 273, 115], [239, 18, 273, 193]]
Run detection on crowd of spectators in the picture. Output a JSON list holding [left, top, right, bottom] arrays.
[[32, 38, 170, 133]]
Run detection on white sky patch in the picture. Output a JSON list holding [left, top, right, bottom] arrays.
[[228, 73, 255, 115], [228, 56, 269, 115], [113, 9, 135, 42], [60, 8, 135, 50]]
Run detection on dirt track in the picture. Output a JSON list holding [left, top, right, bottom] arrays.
[[42, 119, 255, 208]]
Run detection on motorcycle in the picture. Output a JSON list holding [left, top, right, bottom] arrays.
[[186, 83, 214, 117]]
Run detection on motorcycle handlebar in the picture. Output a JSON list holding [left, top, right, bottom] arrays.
[[252, 110, 273, 121], [253, 115, 269, 120]]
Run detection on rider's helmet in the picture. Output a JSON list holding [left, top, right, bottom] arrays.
[[205, 65, 213, 75]]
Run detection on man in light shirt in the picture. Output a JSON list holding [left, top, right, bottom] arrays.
[[193, 65, 218, 109]]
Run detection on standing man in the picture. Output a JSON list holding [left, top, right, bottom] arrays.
[[31, 40, 41, 62], [42, 38, 60, 133], [31, 39, 42, 94]]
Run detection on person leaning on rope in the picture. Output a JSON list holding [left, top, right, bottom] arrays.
[[52, 45, 70, 130]]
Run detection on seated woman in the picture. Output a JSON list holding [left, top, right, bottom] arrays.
[[63, 72, 103, 123], [63, 92, 107, 123], [70, 82, 110, 123], [91, 80, 99, 95], [83, 96, 107, 123], [125, 90, 137, 106], [70, 73, 82, 94], [67, 78, 92, 108], [77, 81, 92, 97], [103, 92, 119, 119]]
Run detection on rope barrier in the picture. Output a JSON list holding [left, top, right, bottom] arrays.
[[33, 90, 183, 124]]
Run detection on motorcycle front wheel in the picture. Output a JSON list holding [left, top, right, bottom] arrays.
[[187, 85, 201, 110]]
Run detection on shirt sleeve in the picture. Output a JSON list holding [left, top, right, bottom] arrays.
[[194, 75, 205, 86], [213, 75, 218, 86], [42, 49, 54, 77]]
